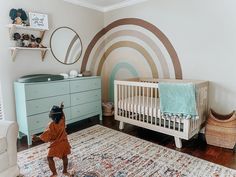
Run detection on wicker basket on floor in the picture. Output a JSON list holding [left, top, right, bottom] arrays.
[[102, 102, 114, 116], [205, 109, 236, 149]]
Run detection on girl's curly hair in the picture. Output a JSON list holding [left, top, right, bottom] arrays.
[[49, 103, 64, 124]]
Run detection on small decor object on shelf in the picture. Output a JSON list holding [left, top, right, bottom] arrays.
[[29, 35, 37, 48], [29, 12, 48, 30], [69, 70, 78, 78], [28, 35, 45, 48], [13, 32, 21, 40], [205, 109, 236, 149], [13, 32, 23, 47], [22, 34, 30, 47], [9, 8, 28, 25]]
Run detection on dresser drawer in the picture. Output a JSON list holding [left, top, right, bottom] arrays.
[[25, 81, 69, 100], [70, 78, 101, 93], [26, 95, 70, 116], [28, 108, 71, 131], [71, 89, 101, 106], [71, 101, 101, 119]]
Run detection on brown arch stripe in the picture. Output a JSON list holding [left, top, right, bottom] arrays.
[[89, 30, 170, 78], [81, 18, 182, 79], [96, 41, 159, 78]]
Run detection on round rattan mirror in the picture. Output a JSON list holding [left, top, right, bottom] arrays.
[[50, 27, 82, 65]]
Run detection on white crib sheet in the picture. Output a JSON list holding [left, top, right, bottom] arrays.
[[118, 96, 160, 117]]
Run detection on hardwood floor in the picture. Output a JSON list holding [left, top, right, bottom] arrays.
[[17, 116, 236, 170]]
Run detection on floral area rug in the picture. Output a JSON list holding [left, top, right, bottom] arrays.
[[18, 124, 236, 177]]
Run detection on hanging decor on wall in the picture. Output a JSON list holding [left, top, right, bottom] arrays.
[[50, 27, 83, 65], [29, 12, 49, 30], [82, 18, 183, 102]]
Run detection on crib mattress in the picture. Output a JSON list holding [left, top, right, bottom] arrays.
[[118, 96, 160, 117]]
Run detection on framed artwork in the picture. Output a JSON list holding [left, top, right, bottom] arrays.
[[29, 12, 48, 30]]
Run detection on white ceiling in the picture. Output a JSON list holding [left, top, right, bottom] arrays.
[[64, 0, 148, 12]]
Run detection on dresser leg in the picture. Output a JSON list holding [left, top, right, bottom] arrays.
[[18, 132, 24, 139], [99, 113, 103, 121], [27, 134, 32, 146]]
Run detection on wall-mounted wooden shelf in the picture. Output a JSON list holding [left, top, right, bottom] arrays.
[[6, 24, 49, 39], [7, 24, 50, 61], [9, 47, 51, 61]]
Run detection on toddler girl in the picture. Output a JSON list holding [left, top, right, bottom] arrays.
[[33, 103, 71, 177]]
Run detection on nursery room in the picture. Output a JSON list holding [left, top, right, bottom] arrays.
[[0, 0, 236, 176]]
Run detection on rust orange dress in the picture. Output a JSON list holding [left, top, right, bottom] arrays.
[[40, 117, 71, 159]]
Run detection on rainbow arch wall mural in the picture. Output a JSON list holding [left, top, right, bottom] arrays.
[[80, 18, 183, 102]]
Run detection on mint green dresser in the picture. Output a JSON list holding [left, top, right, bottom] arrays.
[[14, 76, 102, 145]]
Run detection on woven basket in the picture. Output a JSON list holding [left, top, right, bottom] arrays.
[[102, 102, 114, 117], [205, 109, 236, 149]]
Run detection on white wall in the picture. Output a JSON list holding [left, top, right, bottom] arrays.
[[0, 0, 104, 121], [104, 0, 236, 113]]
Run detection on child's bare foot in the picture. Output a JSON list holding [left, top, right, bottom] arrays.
[[63, 172, 71, 176]]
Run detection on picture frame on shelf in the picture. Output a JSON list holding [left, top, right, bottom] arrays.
[[29, 12, 48, 30]]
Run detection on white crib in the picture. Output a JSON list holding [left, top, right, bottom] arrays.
[[114, 78, 209, 148]]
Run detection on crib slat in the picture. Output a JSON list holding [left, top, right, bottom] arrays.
[[128, 86, 133, 118], [164, 116, 166, 128], [147, 87, 149, 123], [142, 87, 145, 122], [178, 118, 181, 132], [131, 86, 133, 119], [128, 85, 131, 119], [174, 117, 176, 130], [122, 85, 124, 117], [117, 85, 121, 115], [168, 117, 170, 129], [125, 85, 127, 118], [192, 120, 194, 130], [136, 86, 138, 120], [150, 88, 153, 124], [155, 88, 157, 125], [138, 86, 141, 121]]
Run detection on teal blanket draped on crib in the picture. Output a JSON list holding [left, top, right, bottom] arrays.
[[159, 82, 197, 116]]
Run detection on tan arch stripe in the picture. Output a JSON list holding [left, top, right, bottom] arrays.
[[96, 41, 158, 78], [89, 30, 170, 78], [81, 18, 182, 79], [64, 35, 79, 63]]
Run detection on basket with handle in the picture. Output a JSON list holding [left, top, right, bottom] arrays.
[[205, 109, 236, 149]]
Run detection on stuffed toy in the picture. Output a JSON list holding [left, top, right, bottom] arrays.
[[22, 34, 30, 47], [28, 35, 44, 48], [13, 33, 21, 41], [36, 37, 46, 48], [13, 32, 23, 47], [29, 35, 37, 48], [9, 8, 28, 25]]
